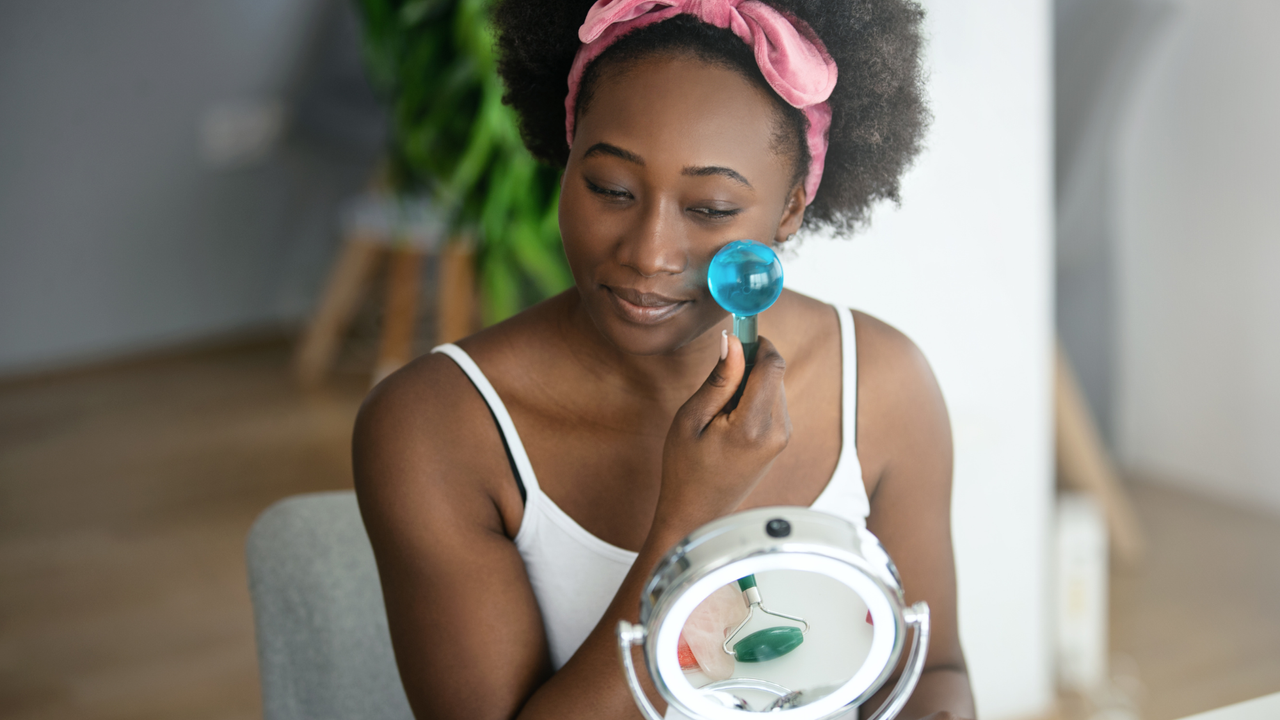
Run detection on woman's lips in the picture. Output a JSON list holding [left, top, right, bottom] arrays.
[[604, 285, 689, 325]]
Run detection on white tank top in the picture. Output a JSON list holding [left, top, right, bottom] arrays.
[[432, 305, 869, 670]]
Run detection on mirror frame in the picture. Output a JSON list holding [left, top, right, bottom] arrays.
[[617, 507, 930, 720]]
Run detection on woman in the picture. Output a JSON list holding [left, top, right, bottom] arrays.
[[354, 1, 974, 718]]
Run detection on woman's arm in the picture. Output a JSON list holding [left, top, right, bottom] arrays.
[[854, 312, 976, 720], [355, 337, 791, 720], [354, 353, 554, 718]]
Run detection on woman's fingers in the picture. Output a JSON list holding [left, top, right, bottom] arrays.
[[724, 336, 790, 448], [676, 332, 745, 436], [656, 333, 791, 526]]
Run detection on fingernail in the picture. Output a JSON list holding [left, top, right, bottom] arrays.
[[720, 330, 728, 360]]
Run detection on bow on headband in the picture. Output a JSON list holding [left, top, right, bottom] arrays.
[[564, 0, 838, 202]]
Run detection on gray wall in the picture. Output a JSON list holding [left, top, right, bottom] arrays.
[[1113, 0, 1280, 515], [1054, 0, 1176, 444], [1056, 0, 1280, 515], [0, 0, 383, 377]]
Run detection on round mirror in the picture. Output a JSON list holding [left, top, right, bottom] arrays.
[[617, 508, 929, 720]]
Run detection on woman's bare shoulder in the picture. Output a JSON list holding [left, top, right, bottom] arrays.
[[850, 310, 935, 377], [767, 289, 841, 358], [354, 290, 571, 462], [356, 350, 487, 450], [352, 349, 519, 533], [356, 289, 574, 464], [849, 309, 952, 497]]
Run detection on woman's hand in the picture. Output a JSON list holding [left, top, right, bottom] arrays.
[[655, 333, 791, 529]]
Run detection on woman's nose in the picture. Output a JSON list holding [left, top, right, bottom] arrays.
[[617, 197, 687, 277]]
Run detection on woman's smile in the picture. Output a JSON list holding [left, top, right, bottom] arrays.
[[603, 284, 693, 325]]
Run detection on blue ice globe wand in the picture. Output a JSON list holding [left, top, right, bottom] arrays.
[[708, 240, 784, 380]]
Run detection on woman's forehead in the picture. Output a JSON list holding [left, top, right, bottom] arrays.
[[573, 55, 790, 182]]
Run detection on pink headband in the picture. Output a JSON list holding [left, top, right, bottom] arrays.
[[564, 0, 837, 202]]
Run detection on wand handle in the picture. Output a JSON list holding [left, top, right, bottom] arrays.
[[733, 314, 759, 366], [728, 314, 758, 408]]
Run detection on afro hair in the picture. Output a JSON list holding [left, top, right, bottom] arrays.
[[491, 0, 930, 231]]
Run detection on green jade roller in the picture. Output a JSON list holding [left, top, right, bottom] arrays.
[[708, 241, 808, 663], [722, 575, 810, 663]]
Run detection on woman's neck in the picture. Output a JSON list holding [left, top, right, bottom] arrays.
[[556, 290, 729, 413]]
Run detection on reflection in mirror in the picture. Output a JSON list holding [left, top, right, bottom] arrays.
[[675, 570, 873, 712]]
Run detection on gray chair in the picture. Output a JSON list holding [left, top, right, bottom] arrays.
[[247, 491, 415, 720]]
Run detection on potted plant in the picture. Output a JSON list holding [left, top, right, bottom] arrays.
[[355, 0, 572, 324]]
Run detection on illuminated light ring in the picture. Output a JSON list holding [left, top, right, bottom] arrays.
[[652, 553, 897, 720]]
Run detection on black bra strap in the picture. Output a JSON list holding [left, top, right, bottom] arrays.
[[459, 372, 527, 506]]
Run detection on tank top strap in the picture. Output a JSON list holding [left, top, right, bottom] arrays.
[[431, 343, 544, 502], [810, 306, 870, 524], [836, 305, 858, 450]]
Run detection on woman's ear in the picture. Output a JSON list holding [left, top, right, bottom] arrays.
[[774, 184, 807, 244]]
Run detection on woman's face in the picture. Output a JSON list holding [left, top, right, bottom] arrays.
[[560, 54, 806, 357]]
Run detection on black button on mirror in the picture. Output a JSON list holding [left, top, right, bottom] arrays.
[[765, 518, 791, 538]]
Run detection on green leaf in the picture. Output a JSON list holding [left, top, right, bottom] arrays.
[[479, 158, 516, 245], [446, 79, 504, 198], [510, 222, 572, 297], [399, 0, 450, 27], [480, 247, 523, 325], [355, 0, 569, 325]]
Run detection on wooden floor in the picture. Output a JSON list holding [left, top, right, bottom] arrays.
[[1107, 479, 1280, 720], [0, 342, 364, 720], [0, 342, 1277, 720]]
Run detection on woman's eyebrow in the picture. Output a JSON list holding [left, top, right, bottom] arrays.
[[682, 165, 753, 189], [583, 142, 645, 165], [582, 143, 752, 189]]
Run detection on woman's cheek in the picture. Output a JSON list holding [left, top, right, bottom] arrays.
[[557, 194, 596, 280], [559, 193, 623, 282]]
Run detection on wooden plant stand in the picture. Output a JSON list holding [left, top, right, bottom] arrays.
[[1055, 340, 1145, 565], [294, 193, 477, 388]]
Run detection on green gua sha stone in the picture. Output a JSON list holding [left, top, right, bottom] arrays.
[[732, 626, 806, 663]]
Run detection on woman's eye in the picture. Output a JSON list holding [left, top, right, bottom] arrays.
[[584, 178, 631, 199], [691, 206, 741, 220]]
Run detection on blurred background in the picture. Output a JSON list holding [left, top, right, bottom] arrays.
[[1, 1, 1277, 719]]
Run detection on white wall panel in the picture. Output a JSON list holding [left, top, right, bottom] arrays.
[[786, 0, 1055, 716]]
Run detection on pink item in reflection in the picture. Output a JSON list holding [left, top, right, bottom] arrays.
[[565, 0, 838, 203], [678, 582, 749, 680]]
